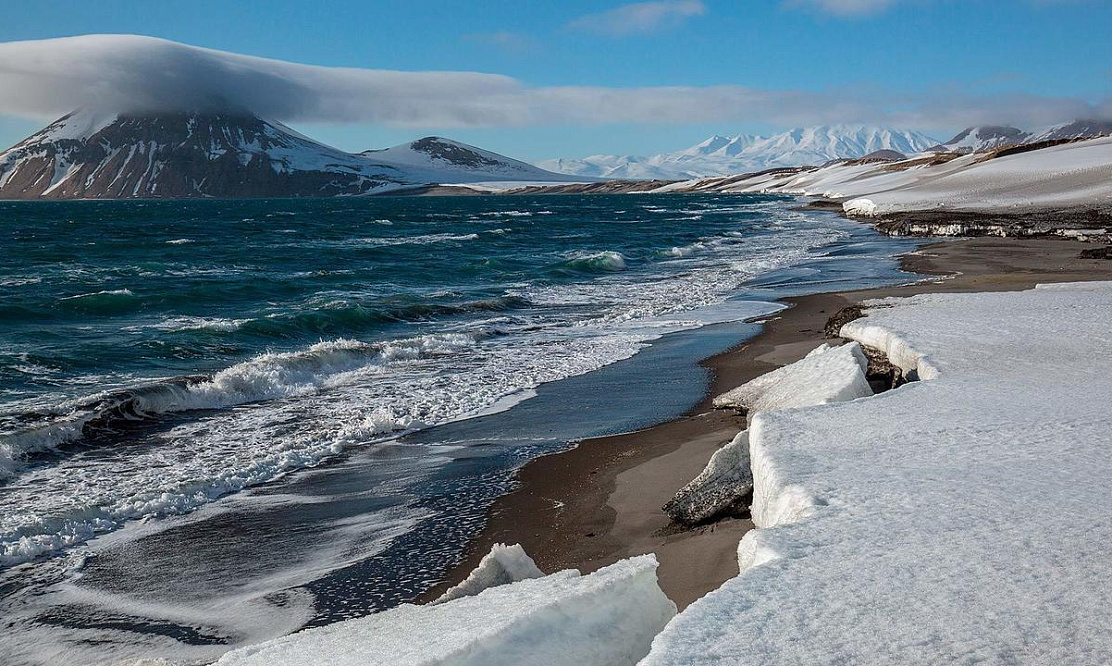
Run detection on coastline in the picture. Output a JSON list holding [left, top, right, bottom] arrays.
[[425, 236, 1112, 609]]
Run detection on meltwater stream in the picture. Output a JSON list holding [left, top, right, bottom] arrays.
[[0, 194, 921, 664]]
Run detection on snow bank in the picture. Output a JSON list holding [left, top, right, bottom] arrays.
[[218, 555, 674, 666], [713, 342, 872, 413], [433, 543, 544, 604], [668, 343, 873, 525], [643, 282, 1112, 664]]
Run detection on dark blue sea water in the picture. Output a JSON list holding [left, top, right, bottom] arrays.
[[0, 194, 920, 664]]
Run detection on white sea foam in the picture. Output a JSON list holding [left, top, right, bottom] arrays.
[[352, 232, 480, 247], [1, 277, 42, 287], [0, 504, 430, 666], [480, 210, 533, 217], [0, 335, 476, 481], [58, 288, 134, 301]]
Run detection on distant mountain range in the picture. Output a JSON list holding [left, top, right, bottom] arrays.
[[0, 111, 580, 199], [537, 126, 940, 180], [3, 113, 1110, 199], [539, 121, 1112, 180]]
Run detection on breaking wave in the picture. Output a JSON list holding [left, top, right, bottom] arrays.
[[0, 335, 478, 479], [240, 295, 530, 338], [57, 289, 140, 315], [556, 251, 628, 273]]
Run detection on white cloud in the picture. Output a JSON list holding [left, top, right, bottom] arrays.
[[791, 0, 897, 14], [0, 35, 1104, 131], [567, 0, 707, 36], [789, 0, 1089, 17]]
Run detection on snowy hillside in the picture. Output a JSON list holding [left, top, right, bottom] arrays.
[[538, 126, 939, 179], [639, 134, 1112, 217], [363, 136, 578, 183], [0, 111, 579, 199], [843, 135, 1112, 216]]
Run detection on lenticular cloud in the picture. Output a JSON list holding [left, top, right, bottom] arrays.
[[0, 35, 855, 127], [0, 34, 1103, 129], [0, 35, 521, 125]]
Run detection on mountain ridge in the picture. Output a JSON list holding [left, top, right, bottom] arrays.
[[0, 111, 580, 199], [537, 125, 940, 180], [541, 120, 1112, 179]]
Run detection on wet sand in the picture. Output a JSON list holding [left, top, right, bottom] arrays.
[[427, 237, 1112, 609]]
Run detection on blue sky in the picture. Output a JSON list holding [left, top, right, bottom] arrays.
[[1, 0, 1110, 160]]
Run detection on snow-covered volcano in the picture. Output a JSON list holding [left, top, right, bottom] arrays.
[[538, 125, 940, 180], [0, 112, 579, 199]]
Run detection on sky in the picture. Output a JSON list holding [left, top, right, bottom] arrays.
[[0, 0, 1110, 160]]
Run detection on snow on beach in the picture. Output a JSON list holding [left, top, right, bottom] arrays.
[[666, 342, 873, 525], [216, 555, 675, 666], [644, 281, 1112, 664], [712, 341, 872, 413]]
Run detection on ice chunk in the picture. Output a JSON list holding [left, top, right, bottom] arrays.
[[663, 431, 752, 525], [713, 342, 872, 413], [643, 282, 1112, 664], [433, 543, 544, 604], [842, 197, 879, 217], [217, 555, 675, 666]]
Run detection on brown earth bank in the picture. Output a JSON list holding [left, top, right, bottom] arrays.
[[851, 205, 1112, 240], [422, 237, 1112, 610]]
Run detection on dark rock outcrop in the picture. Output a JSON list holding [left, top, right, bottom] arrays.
[[1080, 246, 1112, 260], [663, 431, 752, 526]]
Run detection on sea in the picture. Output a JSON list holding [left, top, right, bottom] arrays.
[[0, 194, 921, 664]]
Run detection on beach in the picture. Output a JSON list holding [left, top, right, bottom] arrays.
[[429, 236, 1112, 609]]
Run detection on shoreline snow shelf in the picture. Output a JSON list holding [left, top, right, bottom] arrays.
[[666, 343, 872, 525], [643, 282, 1112, 665], [217, 553, 675, 666]]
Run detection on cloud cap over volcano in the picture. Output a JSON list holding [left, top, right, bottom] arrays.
[[0, 34, 1106, 130]]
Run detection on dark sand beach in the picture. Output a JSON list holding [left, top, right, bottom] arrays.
[[428, 237, 1112, 609]]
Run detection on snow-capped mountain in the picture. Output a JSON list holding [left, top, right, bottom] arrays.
[[928, 126, 1030, 154], [0, 111, 579, 199], [537, 126, 939, 180], [360, 136, 562, 182]]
